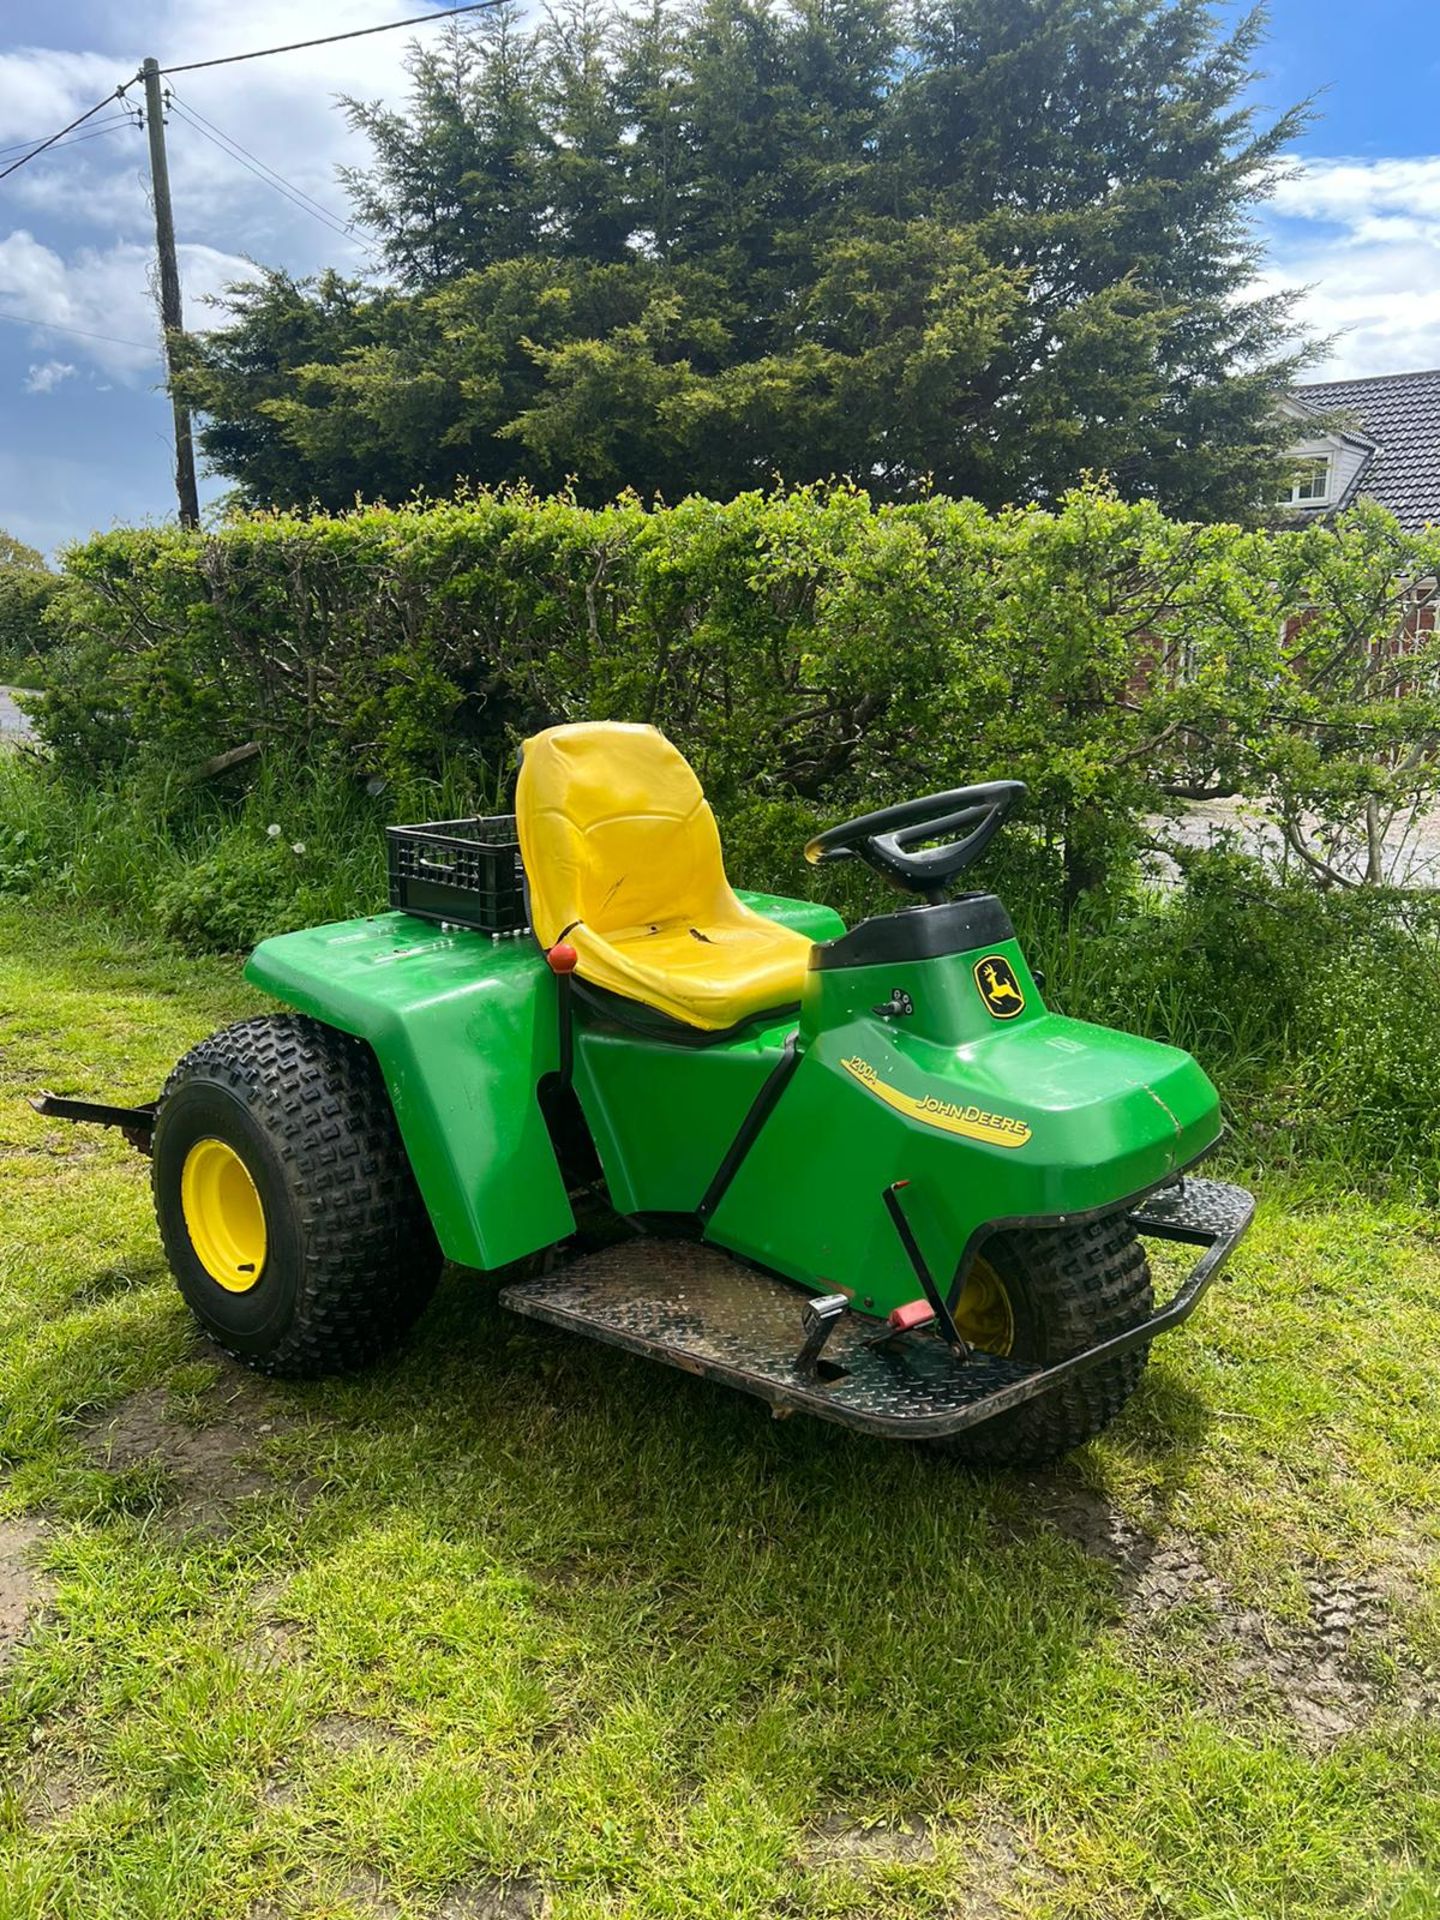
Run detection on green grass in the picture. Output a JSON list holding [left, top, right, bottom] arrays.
[[2, 905, 1439, 1919]]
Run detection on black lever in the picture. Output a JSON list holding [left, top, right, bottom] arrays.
[[882, 1182, 968, 1356]]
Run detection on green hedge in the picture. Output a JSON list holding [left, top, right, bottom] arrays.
[[37, 484, 1440, 904]]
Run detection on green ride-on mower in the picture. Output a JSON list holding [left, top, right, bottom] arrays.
[[37, 722, 1253, 1467]]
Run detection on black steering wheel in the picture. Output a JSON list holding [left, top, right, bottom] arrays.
[[804, 780, 1027, 902]]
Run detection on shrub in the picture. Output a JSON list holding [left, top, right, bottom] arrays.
[[0, 564, 61, 682], [154, 836, 312, 951]]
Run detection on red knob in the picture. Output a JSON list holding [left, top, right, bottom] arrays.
[[547, 941, 579, 975], [888, 1299, 936, 1333]]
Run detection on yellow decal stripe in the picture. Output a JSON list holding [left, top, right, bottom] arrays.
[[840, 1057, 1031, 1149]]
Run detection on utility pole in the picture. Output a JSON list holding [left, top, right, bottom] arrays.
[[141, 57, 200, 530]]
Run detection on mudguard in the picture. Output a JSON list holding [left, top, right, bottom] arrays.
[[246, 913, 569, 1269], [703, 929, 1224, 1314]]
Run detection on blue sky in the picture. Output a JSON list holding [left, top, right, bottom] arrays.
[[0, 0, 1437, 557]]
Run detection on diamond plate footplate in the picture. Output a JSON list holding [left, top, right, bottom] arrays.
[[500, 1177, 1255, 1439], [1130, 1175, 1255, 1247]]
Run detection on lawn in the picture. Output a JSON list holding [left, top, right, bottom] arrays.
[[1, 903, 1438, 1919]]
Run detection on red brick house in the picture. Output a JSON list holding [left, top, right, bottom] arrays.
[[1278, 371, 1440, 660]]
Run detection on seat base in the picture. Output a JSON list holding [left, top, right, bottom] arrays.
[[572, 911, 813, 1031], [573, 978, 799, 1047]]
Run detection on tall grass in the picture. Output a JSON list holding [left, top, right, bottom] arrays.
[[0, 750, 510, 945]]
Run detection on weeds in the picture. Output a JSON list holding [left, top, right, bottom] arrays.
[[0, 752, 506, 950]]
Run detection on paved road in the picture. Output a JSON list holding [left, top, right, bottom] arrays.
[[0, 686, 36, 741], [1149, 794, 1440, 888]]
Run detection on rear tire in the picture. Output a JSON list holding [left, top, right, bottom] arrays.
[[152, 1015, 442, 1378], [935, 1212, 1153, 1469]]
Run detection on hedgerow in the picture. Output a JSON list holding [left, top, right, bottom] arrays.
[[32, 484, 1440, 909], [0, 564, 61, 682]]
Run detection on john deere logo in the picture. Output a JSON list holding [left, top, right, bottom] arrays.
[[974, 954, 1025, 1019]]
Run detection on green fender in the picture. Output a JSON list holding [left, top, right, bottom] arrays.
[[244, 893, 843, 1271], [246, 913, 569, 1269]]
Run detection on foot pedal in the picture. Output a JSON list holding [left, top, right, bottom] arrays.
[[887, 1299, 936, 1333], [795, 1292, 848, 1373]]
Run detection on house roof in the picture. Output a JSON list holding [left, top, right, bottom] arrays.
[[1293, 369, 1440, 531]]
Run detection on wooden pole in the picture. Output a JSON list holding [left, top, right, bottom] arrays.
[[141, 57, 201, 530]]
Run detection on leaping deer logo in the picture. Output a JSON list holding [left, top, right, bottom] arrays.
[[975, 955, 1026, 1018]]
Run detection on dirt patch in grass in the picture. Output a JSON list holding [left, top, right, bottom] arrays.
[[18, 1747, 102, 1829], [805, 1813, 942, 1866], [801, 1810, 1058, 1914], [82, 1368, 301, 1532], [0, 1516, 49, 1666], [432, 1881, 544, 1919], [246, 1614, 308, 1671], [1023, 1479, 1437, 1745], [243, 1575, 309, 1672], [949, 1821, 1064, 1919], [312, 1711, 410, 1756], [246, 1868, 544, 1919], [335, 1870, 405, 1919], [258, 1711, 422, 1812]]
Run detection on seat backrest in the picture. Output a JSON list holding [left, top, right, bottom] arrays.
[[517, 722, 736, 945]]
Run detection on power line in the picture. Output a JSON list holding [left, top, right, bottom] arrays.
[[168, 100, 354, 240], [0, 305, 156, 352], [1, 5, 502, 188], [166, 99, 358, 242], [43, 120, 141, 155], [0, 89, 128, 183], [167, 92, 358, 239], [169, 92, 347, 226], [160, 2, 508, 77], [0, 114, 138, 158]]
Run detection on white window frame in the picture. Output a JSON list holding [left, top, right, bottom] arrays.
[[1284, 454, 1333, 506]]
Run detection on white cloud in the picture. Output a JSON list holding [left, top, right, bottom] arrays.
[[24, 357, 74, 392], [0, 47, 124, 145], [0, 0, 448, 387], [0, 2, 435, 271], [1260, 155, 1440, 379], [1270, 158, 1440, 227], [0, 3, 486, 548], [0, 228, 258, 380]]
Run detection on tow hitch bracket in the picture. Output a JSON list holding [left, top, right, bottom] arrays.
[[30, 1093, 157, 1155]]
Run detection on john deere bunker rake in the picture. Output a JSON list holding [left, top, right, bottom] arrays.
[[38, 722, 1252, 1467]]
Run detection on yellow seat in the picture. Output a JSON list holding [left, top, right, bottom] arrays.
[[516, 722, 813, 1031]]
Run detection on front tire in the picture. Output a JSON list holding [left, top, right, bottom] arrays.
[[938, 1212, 1154, 1468], [152, 1015, 442, 1377]]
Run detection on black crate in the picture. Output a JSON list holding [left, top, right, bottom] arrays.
[[386, 815, 528, 934]]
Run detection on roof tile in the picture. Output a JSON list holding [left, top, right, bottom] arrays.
[[1294, 370, 1440, 531]]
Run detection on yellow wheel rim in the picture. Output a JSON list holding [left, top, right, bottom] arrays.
[[952, 1254, 1015, 1356], [180, 1138, 267, 1293]]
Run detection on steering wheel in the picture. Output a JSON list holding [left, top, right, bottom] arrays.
[[804, 781, 1027, 901]]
